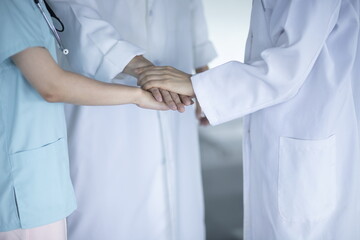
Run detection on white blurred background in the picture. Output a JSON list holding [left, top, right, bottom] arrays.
[[199, 1, 252, 239]]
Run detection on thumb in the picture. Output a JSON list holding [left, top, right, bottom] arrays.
[[142, 81, 158, 91]]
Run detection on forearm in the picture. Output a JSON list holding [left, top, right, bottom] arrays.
[[52, 70, 142, 105], [12, 47, 142, 106]]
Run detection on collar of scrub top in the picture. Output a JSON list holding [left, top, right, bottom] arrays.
[[34, 0, 69, 55]]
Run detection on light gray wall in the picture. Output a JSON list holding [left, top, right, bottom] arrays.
[[199, 1, 252, 239]]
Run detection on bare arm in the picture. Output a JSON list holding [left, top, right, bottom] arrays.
[[12, 47, 168, 110]]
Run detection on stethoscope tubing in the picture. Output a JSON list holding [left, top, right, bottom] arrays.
[[34, 0, 69, 55]]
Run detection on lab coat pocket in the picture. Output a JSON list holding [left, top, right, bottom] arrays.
[[278, 135, 337, 223], [10, 138, 76, 227]]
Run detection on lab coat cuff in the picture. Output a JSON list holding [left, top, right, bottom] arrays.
[[94, 41, 145, 81], [191, 73, 222, 126], [193, 41, 217, 69]]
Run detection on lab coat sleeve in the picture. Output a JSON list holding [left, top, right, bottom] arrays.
[[48, 1, 145, 81], [191, 0, 217, 69], [353, 6, 360, 139], [191, 0, 341, 125]]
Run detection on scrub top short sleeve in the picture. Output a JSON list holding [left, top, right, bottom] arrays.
[[0, 0, 53, 64]]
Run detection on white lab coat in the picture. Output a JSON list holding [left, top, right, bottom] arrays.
[[48, 0, 217, 240], [192, 0, 360, 239]]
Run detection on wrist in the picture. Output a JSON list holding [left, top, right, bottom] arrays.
[[195, 65, 209, 74], [123, 55, 154, 77], [131, 87, 145, 106], [133, 55, 154, 68]]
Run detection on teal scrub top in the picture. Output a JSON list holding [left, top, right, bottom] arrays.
[[0, 0, 76, 232]]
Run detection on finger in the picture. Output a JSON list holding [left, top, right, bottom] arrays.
[[142, 80, 165, 91], [180, 95, 192, 106], [138, 67, 183, 84], [135, 66, 171, 75], [196, 106, 202, 120], [139, 90, 169, 111], [141, 81, 161, 92], [195, 100, 202, 119], [160, 89, 177, 111], [149, 88, 163, 102], [200, 117, 210, 126], [138, 73, 170, 86], [170, 92, 185, 113]]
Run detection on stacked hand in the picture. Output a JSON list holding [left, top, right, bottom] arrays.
[[124, 56, 209, 125], [147, 87, 194, 113], [136, 66, 195, 96], [136, 65, 210, 126], [124, 56, 193, 112]]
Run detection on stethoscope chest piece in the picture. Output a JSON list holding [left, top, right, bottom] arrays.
[[34, 0, 69, 55]]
